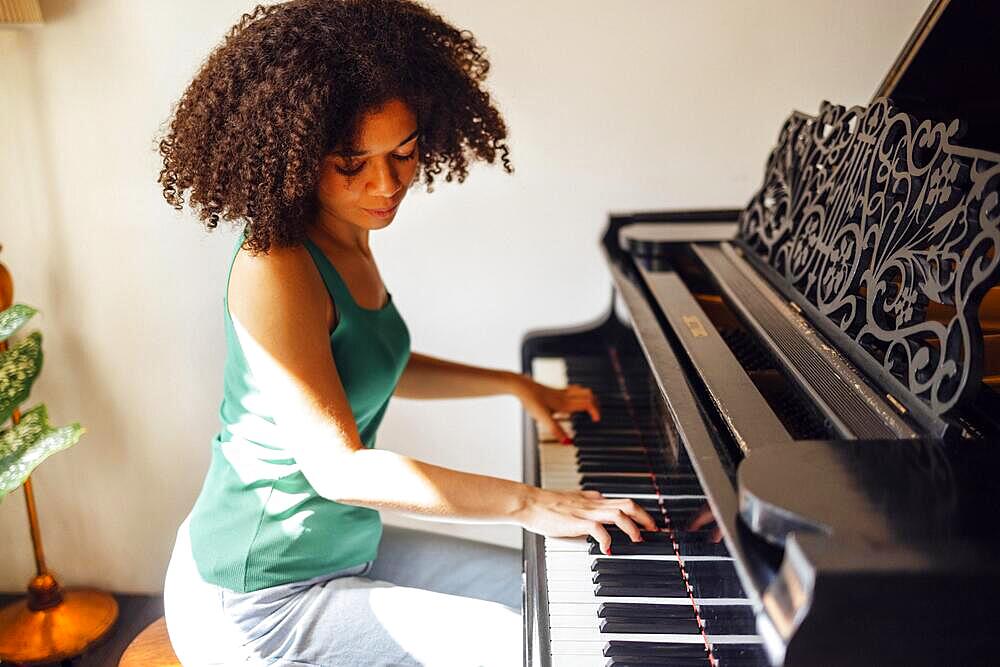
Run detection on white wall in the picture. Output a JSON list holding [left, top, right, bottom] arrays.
[[0, 0, 928, 593]]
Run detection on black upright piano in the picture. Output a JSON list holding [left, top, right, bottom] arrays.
[[520, 2, 1000, 665]]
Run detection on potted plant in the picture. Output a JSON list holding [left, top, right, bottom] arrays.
[[0, 250, 118, 665]]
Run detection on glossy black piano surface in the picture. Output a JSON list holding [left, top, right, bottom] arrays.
[[520, 2, 1000, 665]]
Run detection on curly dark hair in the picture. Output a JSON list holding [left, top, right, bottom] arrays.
[[157, 0, 511, 254]]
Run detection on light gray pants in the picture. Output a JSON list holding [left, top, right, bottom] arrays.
[[163, 516, 523, 666]]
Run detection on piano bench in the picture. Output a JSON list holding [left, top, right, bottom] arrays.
[[119, 616, 180, 667]]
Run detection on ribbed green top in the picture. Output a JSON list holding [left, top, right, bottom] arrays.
[[187, 234, 411, 593]]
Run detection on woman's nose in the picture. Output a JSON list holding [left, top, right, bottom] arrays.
[[368, 159, 402, 198]]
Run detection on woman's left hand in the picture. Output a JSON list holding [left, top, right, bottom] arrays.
[[514, 376, 600, 443]]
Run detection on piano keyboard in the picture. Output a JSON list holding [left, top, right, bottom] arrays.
[[532, 354, 766, 667]]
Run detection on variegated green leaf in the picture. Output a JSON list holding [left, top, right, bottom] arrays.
[[0, 331, 42, 426], [0, 404, 84, 501], [0, 305, 37, 343]]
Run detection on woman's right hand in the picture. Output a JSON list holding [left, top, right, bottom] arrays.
[[515, 487, 657, 555]]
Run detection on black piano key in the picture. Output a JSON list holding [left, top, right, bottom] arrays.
[[606, 658, 710, 667], [572, 441, 656, 451], [689, 567, 746, 598], [583, 481, 706, 495], [592, 563, 744, 599], [583, 482, 653, 494], [573, 439, 664, 449], [592, 572, 681, 586], [690, 577, 746, 598], [573, 453, 666, 461], [588, 539, 728, 557], [576, 456, 687, 473], [603, 527, 712, 544], [575, 452, 669, 462], [574, 420, 647, 431], [678, 540, 730, 557], [701, 611, 756, 634], [592, 559, 681, 575], [595, 583, 690, 597], [634, 498, 705, 512], [582, 474, 699, 485], [711, 644, 769, 665], [578, 462, 674, 474], [575, 424, 661, 434], [675, 529, 723, 542], [598, 602, 695, 619], [575, 410, 647, 420], [604, 642, 711, 658], [574, 433, 662, 443], [607, 642, 766, 666], [592, 573, 741, 599], [590, 541, 676, 556], [686, 560, 737, 575], [599, 618, 700, 634], [588, 533, 673, 551]]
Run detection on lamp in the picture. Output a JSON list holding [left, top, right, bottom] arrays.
[[0, 0, 43, 24], [0, 247, 118, 663]]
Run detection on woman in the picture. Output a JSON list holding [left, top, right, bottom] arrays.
[[158, 1, 654, 665]]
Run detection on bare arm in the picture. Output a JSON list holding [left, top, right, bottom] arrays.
[[226, 246, 653, 552], [394, 352, 522, 400], [396, 351, 601, 441]]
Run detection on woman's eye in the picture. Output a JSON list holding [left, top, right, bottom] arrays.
[[392, 150, 416, 162], [335, 162, 364, 176]]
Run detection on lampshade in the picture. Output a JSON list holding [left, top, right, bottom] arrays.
[[0, 0, 42, 24]]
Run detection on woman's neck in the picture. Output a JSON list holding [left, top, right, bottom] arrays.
[[309, 214, 372, 258]]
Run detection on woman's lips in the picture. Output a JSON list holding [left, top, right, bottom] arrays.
[[363, 203, 399, 219]]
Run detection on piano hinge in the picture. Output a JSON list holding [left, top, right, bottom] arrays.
[[886, 393, 908, 415], [788, 300, 802, 315]]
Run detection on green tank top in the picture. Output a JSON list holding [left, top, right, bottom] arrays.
[[187, 233, 411, 593]]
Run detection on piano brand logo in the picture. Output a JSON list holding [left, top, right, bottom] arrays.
[[682, 315, 708, 338]]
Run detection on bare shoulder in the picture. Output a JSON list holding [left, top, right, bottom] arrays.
[[228, 242, 328, 322]]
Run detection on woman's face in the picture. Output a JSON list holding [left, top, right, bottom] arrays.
[[315, 98, 420, 232]]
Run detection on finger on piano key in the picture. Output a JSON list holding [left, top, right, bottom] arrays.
[[531, 358, 577, 442]]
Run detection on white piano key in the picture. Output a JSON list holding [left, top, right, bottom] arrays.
[[547, 580, 598, 592], [549, 640, 610, 656], [532, 357, 568, 388], [548, 603, 602, 617], [547, 591, 697, 604], [550, 655, 607, 667], [531, 358, 572, 443], [540, 474, 582, 484], [540, 483, 582, 492], [549, 615, 602, 629], [539, 444, 578, 462], [544, 537, 591, 552]]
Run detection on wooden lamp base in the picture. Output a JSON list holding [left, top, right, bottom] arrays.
[[0, 574, 118, 665]]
